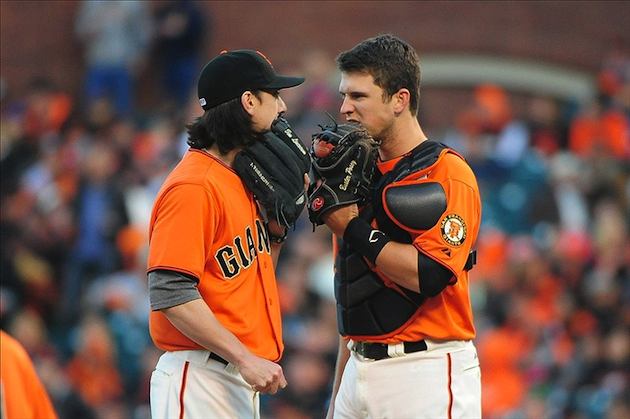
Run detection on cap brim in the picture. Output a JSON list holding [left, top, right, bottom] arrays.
[[265, 75, 305, 90]]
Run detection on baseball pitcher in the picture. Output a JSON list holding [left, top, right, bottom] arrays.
[[147, 50, 309, 419]]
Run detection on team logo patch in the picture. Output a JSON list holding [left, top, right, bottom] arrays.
[[311, 197, 324, 211], [440, 214, 466, 246]]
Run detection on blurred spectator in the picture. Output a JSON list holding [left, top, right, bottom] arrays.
[[529, 152, 590, 234], [75, 1, 153, 116], [266, 349, 332, 419], [65, 315, 123, 414], [61, 141, 129, 322], [83, 242, 151, 394], [569, 99, 629, 159], [287, 49, 340, 142], [152, 0, 207, 109], [526, 95, 567, 156], [21, 78, 73, 140], [569, 37, 630, 160]]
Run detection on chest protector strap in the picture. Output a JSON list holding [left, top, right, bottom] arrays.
[[335, 141, 448, 337]]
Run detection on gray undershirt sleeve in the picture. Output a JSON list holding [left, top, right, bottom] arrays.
[[148, 269, 202, 311]]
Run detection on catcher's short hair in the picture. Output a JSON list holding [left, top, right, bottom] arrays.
[[337, 34, 421, 115]]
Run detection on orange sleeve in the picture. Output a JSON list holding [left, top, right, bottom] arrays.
[[0, 331, 58, 419], [148, 184, 218, 280], [412, 155, 481, 276]]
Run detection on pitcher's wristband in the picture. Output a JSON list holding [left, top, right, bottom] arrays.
[[269, 229, 288, 244], [343, 218, 391, 264], [267, 224, 288, 244]]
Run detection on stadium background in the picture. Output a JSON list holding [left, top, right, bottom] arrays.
[[1, 1, 628, 418]]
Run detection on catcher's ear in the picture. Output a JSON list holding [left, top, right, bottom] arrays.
[[392, 88, 411, 114], [241, 91, 257, 116]]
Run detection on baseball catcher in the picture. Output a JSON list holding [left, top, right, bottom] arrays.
[[233, 116, 311, 230], [308, 122, 380, 225]]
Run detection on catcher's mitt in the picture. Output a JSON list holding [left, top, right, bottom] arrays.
[[308, 122, 380, 225], [233, 117, 311, 230]]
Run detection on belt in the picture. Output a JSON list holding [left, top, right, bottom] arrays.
[[209, 352, 228, 366], [352, 340, 427, 360]]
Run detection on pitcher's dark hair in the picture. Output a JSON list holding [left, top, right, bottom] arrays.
[[186, 91, 265, 154]]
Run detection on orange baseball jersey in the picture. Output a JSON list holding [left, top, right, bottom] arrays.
[[147, 149, 283, 361], [359, 147, 481, 343], [0, 331, 58, 419]]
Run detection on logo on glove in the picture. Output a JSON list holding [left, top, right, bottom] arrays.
[[311, 196, 324, 211], [339, 160, 357, 191]]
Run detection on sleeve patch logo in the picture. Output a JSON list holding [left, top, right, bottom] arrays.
[[440, 214, 466, 246]]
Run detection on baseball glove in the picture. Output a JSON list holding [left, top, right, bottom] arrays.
[[233, 117, 311, 230], [308, 122, 380, 225]]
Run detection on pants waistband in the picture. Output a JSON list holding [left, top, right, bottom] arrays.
[[351, 339, 427, 360], [350, 339, 473, 361], [172, 350, 229, 366], [209, 352, 228, 366]]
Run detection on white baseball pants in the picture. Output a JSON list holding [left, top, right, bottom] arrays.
[[150, 350, 259, 419], [334, 340, 481, 419]]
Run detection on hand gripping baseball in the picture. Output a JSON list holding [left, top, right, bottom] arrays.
[[233, 117, 311, 230], [307, 122, 380, 225]]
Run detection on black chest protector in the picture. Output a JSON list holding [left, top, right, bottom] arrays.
[[335, 141, 448, 337]]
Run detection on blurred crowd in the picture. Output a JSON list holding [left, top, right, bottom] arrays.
[[1, 2, 629, 419]]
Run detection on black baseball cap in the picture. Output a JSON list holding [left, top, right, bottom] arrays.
[[197, 49, 305, 110]]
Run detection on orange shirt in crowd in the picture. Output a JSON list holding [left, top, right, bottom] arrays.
[[0, 330, 57, 419], [66, 354, 123, 407], [478, 326, 533, 417], [569, 109, 629, 158], [147, 149, 283, 361]]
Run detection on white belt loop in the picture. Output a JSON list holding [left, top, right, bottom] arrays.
[[225, 362, 239, 375], [387, 342, 406, 358]]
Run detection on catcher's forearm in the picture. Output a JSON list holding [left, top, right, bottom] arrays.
[[375, 241, 420, 292], [343, 217, 420, 292]]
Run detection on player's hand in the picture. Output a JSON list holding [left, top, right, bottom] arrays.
[[322, 203, 359, 237], [238, 353, 287, 394], [267, 219, 287, 243]]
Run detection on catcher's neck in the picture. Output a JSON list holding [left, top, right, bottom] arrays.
[[379, 119, 428, 160]]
